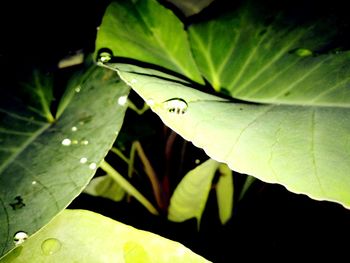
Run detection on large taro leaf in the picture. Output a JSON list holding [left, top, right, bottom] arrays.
[[102, 63, 350, 209], [95, 0, 204, 84], [0, 66, 130, 257], [0, 209, 210, 263], [188, 0, 350, 106]]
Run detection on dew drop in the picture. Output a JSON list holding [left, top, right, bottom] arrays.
[[130, 79, 137, 84], [41, 238, 62, 255], [97, 49, 113, 64], [146, 99, 155, 106], [294, 48, 313, 57], [195, 159, 200, 164], [75, 86, 81, 93], [72, 140, 79, 145], [81, 140, 89, 145], [80, 157, 88, 164], [13, 231, 28, 245], [32, 181, 37, 185], [71, 126, 78, 132], [163, 98, 188, 114], [61, 138, 71, 146], [118, 95, 128, 106], [89, 163, 97, 170]]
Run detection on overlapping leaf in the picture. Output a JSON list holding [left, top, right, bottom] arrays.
[[188, 1, 350, 105], [0, 67, 130, 257], [95, 0, 350, 209], [83, 175, 126, 202], [95, 0, 204, 84], [0, 209, 210, 262], [107, 64, 350, 209]]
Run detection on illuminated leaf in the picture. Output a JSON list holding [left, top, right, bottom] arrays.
[[0, 210, 210, 263], [168, 159, 220, 226]]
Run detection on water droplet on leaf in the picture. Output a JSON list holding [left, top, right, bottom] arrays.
[[41, 238, 61, 255], [97, 49, 113, 64], [294, 48, 313, 57], [13, 231, 28, 245], [163, 98, 188, 114], [118, 95, 128, 106], [89, 163, 97, 170], [81, 140, 89, 145], [32, 181, 37, 185], [71, 126, 78, 132], [80, 157, 88, 164], [146, 99, 155, 106], [61, 138, 71, 146], [75, 86, 81, 93]]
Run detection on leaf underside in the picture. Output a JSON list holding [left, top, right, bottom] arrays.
[[113, 65, 350, 209], [94, 0, 350, 209]]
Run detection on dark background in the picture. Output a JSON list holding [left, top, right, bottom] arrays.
[[1, 0, 350, 262]]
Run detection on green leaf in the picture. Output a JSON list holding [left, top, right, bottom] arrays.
[[0, 67, 130, 257], [83, 175, 126, 202], [110, 64, 350, 209], [165, 0, 215, 17], [99, 160, 159, 215], [238, 175, 256, 201], [95, 0, 204, 84], [188, 1, 350, 106], [168, 159, 220, 227], [20, 70, 55, 123], [216, 164, 233, 225], [0, 209, 210, 262]]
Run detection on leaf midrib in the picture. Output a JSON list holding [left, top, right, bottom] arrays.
[[0, 122, 51, 175]]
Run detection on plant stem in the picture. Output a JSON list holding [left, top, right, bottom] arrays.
[[100, 160, 159, 215], [131, 141, 164, 210]]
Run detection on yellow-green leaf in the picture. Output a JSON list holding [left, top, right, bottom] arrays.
[[0, 209, 210, 263], [168, 159, 220, 227], [216, 164, 233, 225]]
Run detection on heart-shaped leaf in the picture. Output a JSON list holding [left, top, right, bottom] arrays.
[[0, 67, 130, 257], [107, 64, 350, 209], [188, 1, 350, 105]]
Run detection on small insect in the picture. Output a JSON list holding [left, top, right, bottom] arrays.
[[10, 196, 25, 210], [162, 98, 188, 114]]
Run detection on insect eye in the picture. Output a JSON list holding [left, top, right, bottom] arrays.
[[162, 98, 188, 115]]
